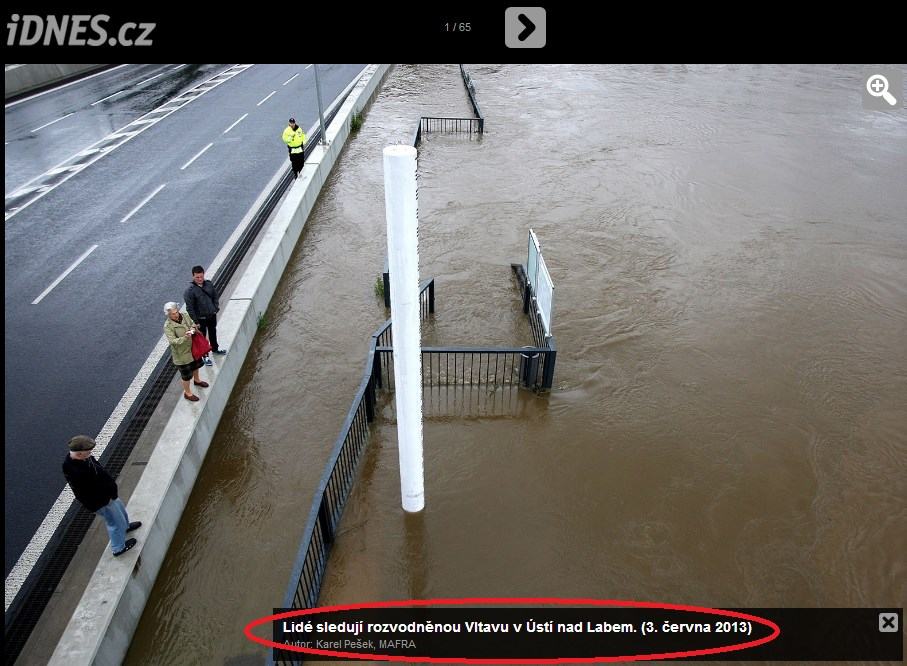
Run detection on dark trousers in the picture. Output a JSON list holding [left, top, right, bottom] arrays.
[[197, 314, 220, 353], [289, 151, 305, 177]]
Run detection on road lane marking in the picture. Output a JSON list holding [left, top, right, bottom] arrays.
[[257, 90, 277, 106], [30, 112, 74, 133], [136, 71, 167, 86], [223, 113, 248, 134], [90, 89, 125, 106], [32, 244, 98, 304], [120, 183, 167, 223], [5, 64, 128, 109], [283, 73, 299, 86], [171, 64, 186, 70], [6, 64, 255, 221], [305, 64, 312, 69], [181, 142, 213, 170], [4, 334, 170, 610]]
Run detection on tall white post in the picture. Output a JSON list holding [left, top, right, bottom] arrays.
[[383, 145, 425, 512]]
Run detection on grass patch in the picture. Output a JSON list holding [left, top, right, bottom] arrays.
[[350, 113, 363, 133], [257, 312, 268, 330], [374, 276, 385, 298]]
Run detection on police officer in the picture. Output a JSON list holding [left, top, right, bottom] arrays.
[[283, 117, 307, 179]]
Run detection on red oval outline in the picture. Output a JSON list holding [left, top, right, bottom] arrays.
[[244, 597, 781, 663]]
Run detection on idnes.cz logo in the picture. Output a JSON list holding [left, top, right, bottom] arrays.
[[6, 14, 155, 46]]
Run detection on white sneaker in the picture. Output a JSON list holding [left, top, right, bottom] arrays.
[[204, 357, 213, 366]]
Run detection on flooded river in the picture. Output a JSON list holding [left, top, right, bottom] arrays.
[[127, 65, 907, 664]]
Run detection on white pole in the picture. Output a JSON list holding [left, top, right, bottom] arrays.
[[383, 145, 425, 512]]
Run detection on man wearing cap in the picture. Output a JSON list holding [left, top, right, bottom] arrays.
[[63, 435, 142, 557], [282, 117, 307, 179]]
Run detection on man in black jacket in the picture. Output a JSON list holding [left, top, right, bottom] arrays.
[[62, 436, 141, 556], [183, 265, 227, 366]]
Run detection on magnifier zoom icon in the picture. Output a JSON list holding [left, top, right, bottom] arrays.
[[867, 75, 898, 106]]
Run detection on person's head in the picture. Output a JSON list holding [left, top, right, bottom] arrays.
[[68, 435, 96, 460], [288, 117, 297, 129], [192, 265, 205, 286], [164, 301, 181, 320]]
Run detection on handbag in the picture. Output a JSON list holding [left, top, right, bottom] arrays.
[[191, 330, 212, 360]]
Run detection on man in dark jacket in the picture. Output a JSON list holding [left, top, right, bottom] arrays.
[[63, 435, 141, 556], [183, 265, 227, 366]]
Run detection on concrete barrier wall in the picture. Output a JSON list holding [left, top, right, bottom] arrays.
[[5, 64, 109, 99], [49, 63, 392, 666]]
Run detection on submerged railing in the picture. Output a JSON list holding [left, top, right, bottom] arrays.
[[272, 273, 555, 664], [411, 64, 485, 148]]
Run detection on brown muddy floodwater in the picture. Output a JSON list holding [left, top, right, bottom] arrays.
[[127, 65, 907, 664]]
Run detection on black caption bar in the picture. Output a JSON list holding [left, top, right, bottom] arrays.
[[271, 607, 902, 661]]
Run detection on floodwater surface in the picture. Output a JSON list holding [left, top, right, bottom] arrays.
[[127, 64, 907, 664]]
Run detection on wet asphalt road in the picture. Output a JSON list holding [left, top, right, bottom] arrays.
[[4, 63, 367, 576]]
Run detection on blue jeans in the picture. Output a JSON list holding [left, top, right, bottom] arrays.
[[96, 498, 130, 554]]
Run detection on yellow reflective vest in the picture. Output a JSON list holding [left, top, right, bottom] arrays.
[[282, 125, 306, 154]]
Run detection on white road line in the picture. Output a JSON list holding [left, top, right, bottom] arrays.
[[136, 71, 167, 86], [121, 183, 167, 223], [283, 73, 299, 86], [30, 113, 74, 133], [5, 64, 128, 109], [223, 113, 248, 134], [171, 64, 186, 70], [4, 334, 171, 610], [181, 142, 213, 170], [6, 64, 255, 221], [4, 148, 292, 611], [257, 90, 277, 106], [31, 244, 98, 304], [305, 64, 312, 69], [90, 89, 125, 106]]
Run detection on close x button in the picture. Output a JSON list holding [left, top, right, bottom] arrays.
[[505, 7, 546, 48], [878, 612, 898, 632]]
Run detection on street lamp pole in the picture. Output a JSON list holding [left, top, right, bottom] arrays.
[[313, 64, 328, 145]]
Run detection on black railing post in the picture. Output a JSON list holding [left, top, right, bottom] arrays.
[[373, 347, 383, 389], [519, 347, 541, 388], [542, 337, 557, 391], [428, 279, 435, 313], [523, 278, 531, 314], [318, 499, 334, 545], [383, 270, 390, 308], [541, 347, 556, 390], [365, 374, 375, 422]]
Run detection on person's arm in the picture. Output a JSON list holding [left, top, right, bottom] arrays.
[[183, 286, 198, 321], [210, 281, 220, 312], [164, 319, 191, 352]]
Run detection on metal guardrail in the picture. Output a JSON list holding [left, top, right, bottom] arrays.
[[3, 76, 358, 666], [272, 278, 434, 665], [377, 346, 554, 392], [459, 64, 484, 126], [411, 64, 485, 150], [273, 271, 557, 662], [419, 116, 483, 135]]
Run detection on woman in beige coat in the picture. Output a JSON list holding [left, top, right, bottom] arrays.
[[163, 301, 208, 401]]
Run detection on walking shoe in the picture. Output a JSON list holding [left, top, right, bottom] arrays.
[[184, 393, 199, 402], [113, 538, 137, 556], [127, 521, 142, 532], [213, 348, 227, 355], [204, 357, 213, 366], [194, 380, 209, 388]]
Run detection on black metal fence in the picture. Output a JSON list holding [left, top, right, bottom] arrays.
[[410, 64, 485, 150], [272, 279, 435, 665], [419, 116, 483, 135], [272, 272, 560, 663], [375, 346, 555, 393]]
